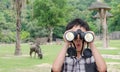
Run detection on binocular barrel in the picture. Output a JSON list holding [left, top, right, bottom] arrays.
[[65, 29, 94, 42]]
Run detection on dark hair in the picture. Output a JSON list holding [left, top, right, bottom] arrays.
[[66, 18, 90, 31]]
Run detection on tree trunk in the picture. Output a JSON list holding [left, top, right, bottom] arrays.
[[49, 27, 54, 43], [99, 9, 109, 48], [14, 0, 22, 55]]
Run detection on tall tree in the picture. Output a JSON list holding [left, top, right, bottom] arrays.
[[13, 0, 23, 55], [33, 0, 68, 42]]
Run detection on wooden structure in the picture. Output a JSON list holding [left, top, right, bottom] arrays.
[[93, 11, 113, 18], [88, 0, 111, 48]]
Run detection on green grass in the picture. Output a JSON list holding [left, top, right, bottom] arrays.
[[0, 43, 62, 72], [0, 40, 120, 72], [99, 49, 120, 55], [105, 58, 120, 62], [95, 40, 120, 55]]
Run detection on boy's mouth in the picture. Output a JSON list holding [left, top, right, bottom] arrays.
[[76, 44, 80, 47]]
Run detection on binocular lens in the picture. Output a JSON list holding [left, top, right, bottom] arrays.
[[65, 32, 74, 41], [84, 33, 94, 42], [65, 30, 94, 42]]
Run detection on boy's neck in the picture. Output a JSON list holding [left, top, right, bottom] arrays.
[[76, 52, 81, 58]]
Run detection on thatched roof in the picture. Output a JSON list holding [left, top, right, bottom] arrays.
[[88, 1, 111, 10], [93, 11, 113, 18]]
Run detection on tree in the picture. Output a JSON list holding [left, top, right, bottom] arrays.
[[0, 0, 16, 43], [33, 0, 68, 42], [108, 0, 120, 32], [13, 0, 23, 55]]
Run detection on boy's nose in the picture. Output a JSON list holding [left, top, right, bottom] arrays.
[[76, 35, 80, 40]]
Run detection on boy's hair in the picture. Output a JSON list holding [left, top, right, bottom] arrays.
[[66, 18, 90, 31]]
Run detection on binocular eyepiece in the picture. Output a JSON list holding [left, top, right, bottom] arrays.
[[65, 29, 94, 42]]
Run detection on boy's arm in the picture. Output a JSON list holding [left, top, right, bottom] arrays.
[[90, 42, 107, 72], [52, 43, 69, 72]]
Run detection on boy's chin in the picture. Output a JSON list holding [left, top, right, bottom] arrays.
[[76, 50, 81, 52]]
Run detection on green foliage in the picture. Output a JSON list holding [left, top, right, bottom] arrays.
[[32, 0, 69, 41], [0, 12, 6, 23], [21, 31, 30, 41], [33, 0, 67, 27], [108, 2, 120, 32], [26, 19, 49, 38], [53, 26, 65, 39], [0, 0, 120, 43], [0, 30, 16, 43], [0, 0, 16, 43], [88, 21, 99, 33]]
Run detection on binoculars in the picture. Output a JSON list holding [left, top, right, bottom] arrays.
[[65, 29, 94, 42]]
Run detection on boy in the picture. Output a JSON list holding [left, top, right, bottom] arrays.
[[52, 18, 107, 72]]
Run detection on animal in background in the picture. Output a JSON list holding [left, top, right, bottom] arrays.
[[30, 42, 43, 59]]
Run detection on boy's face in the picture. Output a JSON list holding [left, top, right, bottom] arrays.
[[71, 25, 86, 52]]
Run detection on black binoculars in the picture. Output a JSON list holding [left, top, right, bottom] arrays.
[[65, 29, 94, 42]]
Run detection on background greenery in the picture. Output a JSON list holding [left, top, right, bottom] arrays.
[[0, 0, 120, 71], [0, 0, 120, 43]]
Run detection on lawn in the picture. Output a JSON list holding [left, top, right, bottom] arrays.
[[0, 40, 120, 72]]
